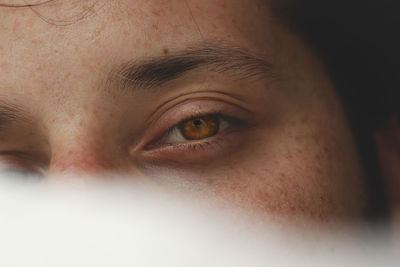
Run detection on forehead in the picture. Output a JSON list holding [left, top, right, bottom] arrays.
[[0, 0, 272, 54], [0, 0, 275, 100]]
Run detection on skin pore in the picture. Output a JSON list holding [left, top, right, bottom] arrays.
[[0, 0, 366, 222]]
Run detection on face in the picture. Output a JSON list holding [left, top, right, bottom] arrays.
[[0, 0, 366, 222]]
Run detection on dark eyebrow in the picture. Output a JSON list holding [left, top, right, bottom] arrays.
[[109, 43, 274, 90]]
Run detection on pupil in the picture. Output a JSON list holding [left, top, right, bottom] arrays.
[[193, 119, 203, 127]]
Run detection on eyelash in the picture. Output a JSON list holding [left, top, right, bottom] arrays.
[[164, 139, 223, 153]]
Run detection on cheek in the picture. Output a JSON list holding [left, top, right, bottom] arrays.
[[212, 152, 330, 220], [210, 124, 367, 221]]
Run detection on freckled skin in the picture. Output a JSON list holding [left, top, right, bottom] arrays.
[[0, 0, 366, 222]]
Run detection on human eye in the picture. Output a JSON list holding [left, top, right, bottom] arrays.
[[137, 99, 253, 165], [151, 113, 241, 149], [0, 153, 45, 180], [0, 168, 43, 180]]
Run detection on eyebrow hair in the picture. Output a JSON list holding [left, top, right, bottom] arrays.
[[110, 43, 275, 91]]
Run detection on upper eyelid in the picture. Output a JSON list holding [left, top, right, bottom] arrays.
[[144, 91, 253, 130]]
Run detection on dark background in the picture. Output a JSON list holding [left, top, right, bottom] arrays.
[[274, 0, 400, 222]]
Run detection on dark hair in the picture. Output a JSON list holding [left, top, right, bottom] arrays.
[[271, 0, 400, 221]]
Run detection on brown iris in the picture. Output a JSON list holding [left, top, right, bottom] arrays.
[[179, 115, 219, 140]]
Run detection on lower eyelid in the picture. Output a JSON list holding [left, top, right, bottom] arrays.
[[168, 137, 223, 149], [139, 128, 246, 165]]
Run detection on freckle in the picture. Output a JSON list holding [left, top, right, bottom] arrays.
[[109, 112, 116, 119], [64, 72, 71, 80], [152, 24, 159, 30], [31, 39, 43, 46], [93, 39, 101, 47], [231, 19, 237, 23], [82, 104, 88, 111], [123, 30, 129, 36], [163, 48, 169, 55]]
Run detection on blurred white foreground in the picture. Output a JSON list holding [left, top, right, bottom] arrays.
[[0, 174, 398, 267]]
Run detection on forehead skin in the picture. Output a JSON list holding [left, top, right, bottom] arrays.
[[0, 0, 366, 222]]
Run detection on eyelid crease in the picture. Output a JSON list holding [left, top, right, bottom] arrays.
[[144, 92, 253, 131]]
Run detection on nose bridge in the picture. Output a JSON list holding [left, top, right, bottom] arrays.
[[48, 133, 116, 176], [50, 147, 113, 175], [45, 99, 122, 176]]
